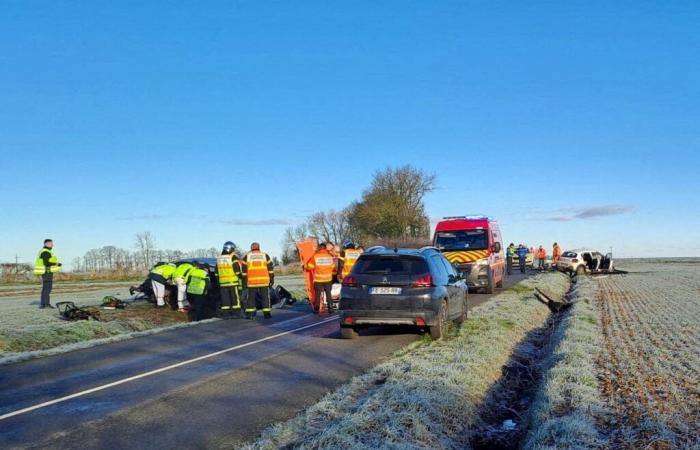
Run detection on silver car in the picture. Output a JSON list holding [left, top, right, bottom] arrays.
[[556, 249, 614, 275]]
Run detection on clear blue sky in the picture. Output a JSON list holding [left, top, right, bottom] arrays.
[[1, 1, 699, 267]]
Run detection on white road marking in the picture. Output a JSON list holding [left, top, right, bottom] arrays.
[[0, 316, 338, 421]]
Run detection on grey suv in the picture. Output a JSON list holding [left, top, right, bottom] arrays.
[[338, 247, 468, 339]]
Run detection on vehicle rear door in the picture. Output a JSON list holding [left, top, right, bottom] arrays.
[[352, 255, 429, 311]]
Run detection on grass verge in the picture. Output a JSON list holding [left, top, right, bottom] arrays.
[[243, 272, 569, 450]]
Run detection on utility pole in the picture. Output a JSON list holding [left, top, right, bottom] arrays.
[[15, 254, 21, 281]]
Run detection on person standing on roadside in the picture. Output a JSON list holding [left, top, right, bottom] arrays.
[[34, 239, 61, 309], [552, 242, 562, 266], [241, 242, 275, 319], [217, 241, 243, 319], [506, 243, 516, 276], [516, 244, 529, 274], [305, 242, 336, 313], [536, 246, 547, 270]]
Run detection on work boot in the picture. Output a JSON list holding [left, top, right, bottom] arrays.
[[264, 312, 272, 319]]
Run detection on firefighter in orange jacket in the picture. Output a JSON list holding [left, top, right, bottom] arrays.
[[338, 239, 362, 281], [552, 242, 562, 263], [536, 246, 547, 271], [306, 242, 336, 313], [241, 242, 274, 319]]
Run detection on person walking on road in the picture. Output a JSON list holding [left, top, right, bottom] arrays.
[[516, 244, 529, 273], [241, 242, 274, 319], [506, 243, 516, 276], [148, 262, 176, 307], [187, 263, 211, 322], [536, 246, 547, 271], [217, 241, 243, 319], [552, 242, 562, 265], [172, 261, 194, 312], [34, 239, 61, 309], [306, 242, 337, 313]]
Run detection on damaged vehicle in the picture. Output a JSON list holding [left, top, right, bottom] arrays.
[[556, 249, 615, 275], [129, 258, 286, 317]]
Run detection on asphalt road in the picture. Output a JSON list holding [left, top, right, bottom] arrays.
[[0, 272, 530, 450]]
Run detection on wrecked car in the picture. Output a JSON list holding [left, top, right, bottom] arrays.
[[556, 249, 614, 275]]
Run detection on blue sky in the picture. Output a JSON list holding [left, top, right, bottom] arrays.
[[1, 1, 699, 267]]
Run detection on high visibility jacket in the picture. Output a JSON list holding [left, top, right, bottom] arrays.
[[340, 249, 363, 279], [150, 263, 176, 281], [173, 263, 194, 282], [536, 248, 546, 259], [243, 251, 273, 288], [34, 248, 60, 275], [187, 268, 209, 295], [217, 253, 242, 287], [306, 250, 336, 283], [506, 245, 516, 258], [552, 245, 562, 260]]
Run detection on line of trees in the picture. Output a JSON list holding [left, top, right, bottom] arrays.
[[72, 232, 219, 273], [281, 165, 435, 264]]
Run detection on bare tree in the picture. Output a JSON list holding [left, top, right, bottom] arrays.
[[134, 231, 157, 269]]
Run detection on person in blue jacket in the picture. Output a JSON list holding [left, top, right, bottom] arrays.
[[516, 244, 529, 273]]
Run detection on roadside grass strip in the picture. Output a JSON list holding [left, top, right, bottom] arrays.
[[244, 272, 569, 450], [523, 277, 609, 450]]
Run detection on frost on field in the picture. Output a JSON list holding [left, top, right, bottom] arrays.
[[596, 260, 700, 449]]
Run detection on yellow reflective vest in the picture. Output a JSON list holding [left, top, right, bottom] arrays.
[[34, 248, 60, 275]]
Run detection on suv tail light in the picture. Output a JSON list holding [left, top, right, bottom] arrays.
[[342, 276, 358, 287], [412, 275, 433, 287]]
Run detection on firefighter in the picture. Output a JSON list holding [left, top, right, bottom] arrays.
[[148, 262, 176, 307], [217, 241, 243, 319], [306, 242, 336, 313], [34, 239, 62, 309], [536, 246, 547, 270], [187, 263, 211, 321], [339, 239, 362, 281], [552, 242, 562, 264], [242, 242, 274, 319], [172, 261, 194, 312], [516, 244, 529, 273], [506, 243, 516, 276]]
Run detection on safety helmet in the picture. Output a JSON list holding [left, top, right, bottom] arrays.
[[342, 238, 355, 249], [222, 241, 236, 253]]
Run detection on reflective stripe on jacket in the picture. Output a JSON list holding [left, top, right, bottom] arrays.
[[340, 249, 362, 279]]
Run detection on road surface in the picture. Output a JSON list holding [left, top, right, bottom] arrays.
[[0, 273, 530, 449]]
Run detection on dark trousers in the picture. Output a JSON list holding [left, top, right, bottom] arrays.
[[41, 273, 53, 306], [190, 294, 206, 321], [538, 258, 545, 270], [506, 257, 513, 275], [220, 286, 241, 312], [519, 258, 526, 273], [314, 282, 333, 311], [244, 287, 270, 314]]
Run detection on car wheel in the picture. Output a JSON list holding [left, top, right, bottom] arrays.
[[575, 265, 586, 275], [454, 295, 467, 326], [430, 300, 448, 340], [340, 326, 358, 339], [484, 273, 495, 294]]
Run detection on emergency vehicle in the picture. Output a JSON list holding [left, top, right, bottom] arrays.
[[432, 216, 505, 294]]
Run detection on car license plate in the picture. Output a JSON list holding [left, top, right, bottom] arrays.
[[370, 287, 402, 295]]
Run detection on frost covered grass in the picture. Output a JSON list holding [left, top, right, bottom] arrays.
[[243, 272, 569, 450], [0, 283, 190, 364], [523, 277, 609, 450]]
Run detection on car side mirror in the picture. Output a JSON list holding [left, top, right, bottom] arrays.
[[492, 242, 502, 253]]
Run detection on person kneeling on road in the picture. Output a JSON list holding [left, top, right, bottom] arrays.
[[306, 242, 336, 314], [217, 241, 243, 319], [173, 261, 194, 312], [148, 262, 176, 307], [242, 242, 274, 319], [187, 263, 211, 322]]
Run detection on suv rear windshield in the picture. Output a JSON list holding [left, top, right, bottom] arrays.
[[353, 255, 429, 275], [435, 230, 488, 251]]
